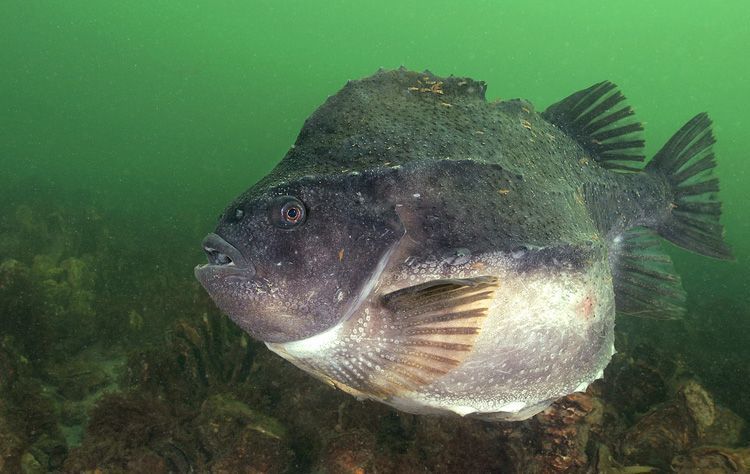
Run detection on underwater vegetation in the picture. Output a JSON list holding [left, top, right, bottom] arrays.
[[0, 193, 749, 473], [1, 0, 749, 469]]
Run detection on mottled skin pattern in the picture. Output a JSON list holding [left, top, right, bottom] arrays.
[[196, 69, 676, 420]]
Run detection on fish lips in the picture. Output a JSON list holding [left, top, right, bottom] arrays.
[[194, 233, 256, 288]]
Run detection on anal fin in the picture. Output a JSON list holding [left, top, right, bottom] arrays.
[[611, 228, 686, 319]]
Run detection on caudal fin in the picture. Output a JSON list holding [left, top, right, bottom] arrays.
[[645, 113, 732, 259]]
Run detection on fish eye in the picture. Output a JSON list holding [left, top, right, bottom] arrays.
[[270, 196, 306, 229]]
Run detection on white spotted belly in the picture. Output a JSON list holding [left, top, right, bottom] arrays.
[[387, 259, 616, 420]]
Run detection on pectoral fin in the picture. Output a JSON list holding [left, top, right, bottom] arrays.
[[268, 276, 501, 402], [369, 276, 500, 395]]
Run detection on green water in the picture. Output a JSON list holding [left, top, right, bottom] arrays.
[[1, 1, 749, 471], [3, 1, 748, 283]]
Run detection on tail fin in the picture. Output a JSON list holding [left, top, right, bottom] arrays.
[[645, 113, 732, 259]]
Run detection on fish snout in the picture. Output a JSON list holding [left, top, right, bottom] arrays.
[[199, 233, 255, 275]]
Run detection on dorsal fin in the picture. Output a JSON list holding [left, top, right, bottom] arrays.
[[542, 81, 645, 172]]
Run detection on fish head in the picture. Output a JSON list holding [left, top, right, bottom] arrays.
[[195, 171, 404, 343]]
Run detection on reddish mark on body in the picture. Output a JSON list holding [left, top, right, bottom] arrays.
[[469, 261, 486, 271], [579, 295, 595, 319]]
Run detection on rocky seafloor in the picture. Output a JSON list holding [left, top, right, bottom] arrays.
[[1, 197, 748, 473]]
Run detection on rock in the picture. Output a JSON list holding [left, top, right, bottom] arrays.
[[375, 414, 512, 474], [169, 314, 255, 392], [701, 406, 746, 447], [0, 259, 35, 346], [671, 446, 750, 473], [524, 391, 602, 472], [20, 451, 44, 474], [0, 341, 20, 392], [602, 350, 669, 419], [0, 259, 29, 290], [197, 394, 286, 448], [619, 380, 742, 469], [126, 453, 169, 473], [0, 409, 24, 473], [196, 394, 292, 472], [28, 433, 68, 472], [46, 361, 112, 401], [63, 393, 191, 472], [314, 429, 376, 474], [593, 445, 657, 473], [59, 399, 86, 427], [681, 380, 716, 438], [209, 428, 294, 474]]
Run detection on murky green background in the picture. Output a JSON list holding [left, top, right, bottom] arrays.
[[3, 1, 747, 282], [1, 0, 748, 470]]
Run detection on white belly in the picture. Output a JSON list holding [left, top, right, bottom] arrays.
[[267, 257, 615, 421], [387, 260, 616, 420]]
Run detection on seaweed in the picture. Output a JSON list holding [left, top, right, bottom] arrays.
[[63, 393, 195, 473], [1, 196, 748, 472]]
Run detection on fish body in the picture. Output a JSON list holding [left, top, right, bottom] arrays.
[[195, 68, 730, 420]]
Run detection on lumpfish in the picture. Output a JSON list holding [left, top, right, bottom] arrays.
[[195, 68, 731, 421]]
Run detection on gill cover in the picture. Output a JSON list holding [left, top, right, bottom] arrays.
[[208, 171, 405, 343]]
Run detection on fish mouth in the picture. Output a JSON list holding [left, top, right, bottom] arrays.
[[194, 233, 255, 280]]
